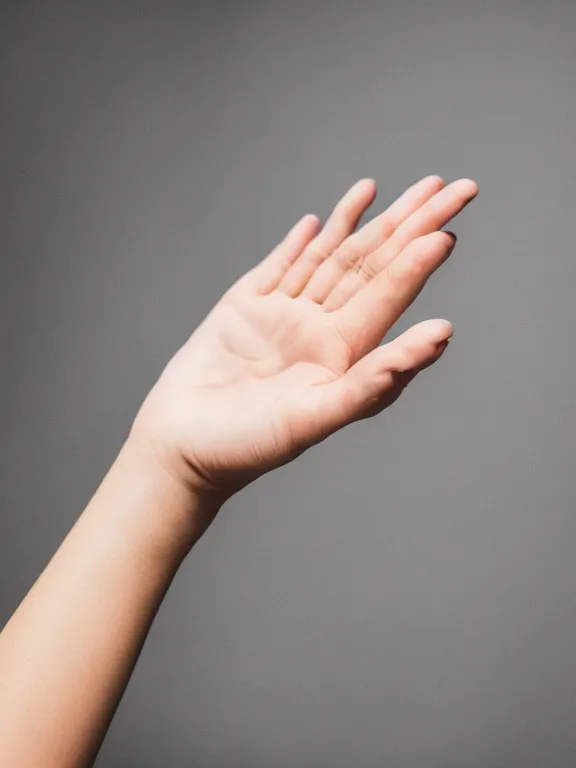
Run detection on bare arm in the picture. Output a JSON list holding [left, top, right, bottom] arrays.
[[0, 441, 221, 767], [0, 175, 477, 767]]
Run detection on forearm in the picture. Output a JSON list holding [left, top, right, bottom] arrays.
[[0, 439, 221, 768]]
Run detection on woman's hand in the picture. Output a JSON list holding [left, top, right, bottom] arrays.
[[130, 175, 478, 501], [0, 173, 477, 768]]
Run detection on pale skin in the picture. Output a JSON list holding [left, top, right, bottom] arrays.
[[0, 174, 478, 767]]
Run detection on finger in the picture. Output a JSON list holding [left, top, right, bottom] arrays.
[[307, 319, 452, 437], [323, 178, 478, 311], [301, 175, 445, 304], [354, 331, 452, 421], [251, 214, 321, 293], [333, 231, 457, 362], [277, 178, 377, 297]]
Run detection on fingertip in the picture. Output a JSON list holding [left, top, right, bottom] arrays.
[[424, 174, 445, 187], [301, 213, 321, 230], [427, 336, 451, 366], [426, 229, 457, 250], [426, 318, 453, 343], [357, 177, 378, 197], [284, 212, 321, 249], [458, 178, 479, 198]]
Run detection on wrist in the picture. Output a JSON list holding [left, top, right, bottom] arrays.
[[90, 438, 224, 565]]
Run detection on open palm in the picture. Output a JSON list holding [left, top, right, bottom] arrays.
[[133, 175, 478, 496]]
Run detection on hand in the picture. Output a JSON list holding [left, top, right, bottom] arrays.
[[130, 175, 478, 501]]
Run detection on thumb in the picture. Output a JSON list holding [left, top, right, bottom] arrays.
[[309, 318, 453, 437]]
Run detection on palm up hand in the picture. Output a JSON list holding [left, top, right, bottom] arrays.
[[132, 175, 478, 498]]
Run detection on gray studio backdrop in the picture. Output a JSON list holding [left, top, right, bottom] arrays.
[[2, 2, 576, 766]]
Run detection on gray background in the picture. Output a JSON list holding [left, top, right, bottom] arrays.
[[2, 1, 576, 766]]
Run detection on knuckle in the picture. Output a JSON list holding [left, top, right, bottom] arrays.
[[384, 260, 404, 290], [390, 350, 413, 371], [304, 242, 328, 267], [334, 197, 357, 223], [355, 255, 379, 282], [336, 243, 359, 271], [406, 253, 428, 278], [396, 252, 427, 283]]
